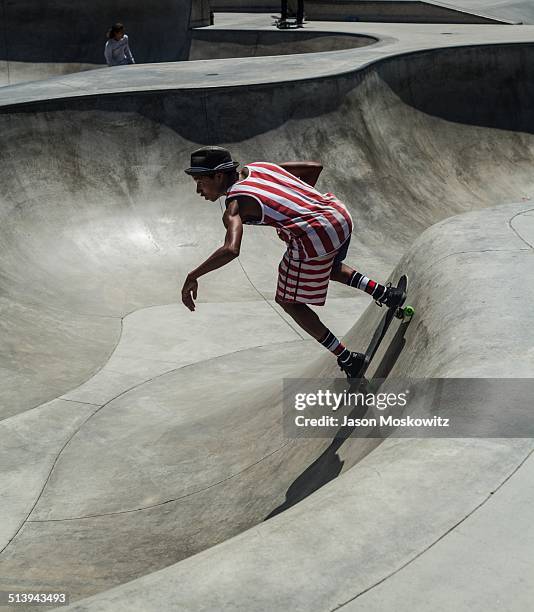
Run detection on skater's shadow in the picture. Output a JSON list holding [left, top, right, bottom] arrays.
[[265, 319, 410, 520]]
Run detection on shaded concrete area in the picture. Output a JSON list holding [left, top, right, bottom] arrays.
[[0, 0, 210, 86], [0, 13, 533, 612], [0, 1, 375, 87], [300, 0, 510, 24]]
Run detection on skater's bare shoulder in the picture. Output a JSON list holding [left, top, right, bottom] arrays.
[[225, 194, 262, 224]]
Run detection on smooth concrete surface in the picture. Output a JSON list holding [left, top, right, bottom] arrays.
[[0, 62, 105, 88], [0, 11, 533, 612], [434, 0, 534, 23], [341, 450, 534, 611], [57, 439, 534, 612], [0, 399, 98, 552]]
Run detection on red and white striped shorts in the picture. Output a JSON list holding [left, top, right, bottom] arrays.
[[275, 251, 337, 306]]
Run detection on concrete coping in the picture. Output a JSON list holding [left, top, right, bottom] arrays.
[[1, 16, 534, 109]]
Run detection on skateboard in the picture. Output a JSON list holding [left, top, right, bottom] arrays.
[[272, 16, 303, 28], [353, 274, 414, 381]]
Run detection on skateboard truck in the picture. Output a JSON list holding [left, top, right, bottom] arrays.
[[395, 304, 415, 320]]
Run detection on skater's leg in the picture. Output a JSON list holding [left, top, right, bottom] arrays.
[[279, 301, 367, 376], [276, 252, 342, 342], [329, 238, 387, 301], [330, 262, 406, 309], [279, 301, 351, 358], [280, 0, 288, 20], [330, 263, 387, 300], [278, 301, 326, 340], [329, 263, 353, 284], [296, 0, 305, 24], [275, 249, 367, 377]]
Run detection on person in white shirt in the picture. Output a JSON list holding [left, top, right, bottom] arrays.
[[104, 23, 135, 67]]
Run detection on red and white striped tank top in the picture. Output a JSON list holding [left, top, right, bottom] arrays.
[[226, 162, 353, 260]]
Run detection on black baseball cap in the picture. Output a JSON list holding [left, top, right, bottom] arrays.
[[184, 146, 239, 176]]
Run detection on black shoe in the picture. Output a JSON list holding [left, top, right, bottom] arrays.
[[337, 351, 368, 379], [375, 283, 406, 309]]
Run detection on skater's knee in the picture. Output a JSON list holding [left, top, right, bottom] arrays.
[[277, 300, 306, 316], [330, 262, 342, 279], [277, 299, 298, 313]]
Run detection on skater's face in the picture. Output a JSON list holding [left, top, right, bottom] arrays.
[[192, 173, 225, 201], [113, 30, 124, 41]]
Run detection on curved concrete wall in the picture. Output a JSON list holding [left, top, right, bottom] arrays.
[[1, 41, 534, 607], [189, 30, 376, 59]]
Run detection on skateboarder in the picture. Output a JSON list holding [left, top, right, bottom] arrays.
[[280, 0, 305, 27], [182, 147, 404, 378]]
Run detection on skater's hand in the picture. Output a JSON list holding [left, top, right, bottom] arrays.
[[181, 276, 198, 311]]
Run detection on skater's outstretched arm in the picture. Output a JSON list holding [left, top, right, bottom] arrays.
[[181, 200, 243, 311]]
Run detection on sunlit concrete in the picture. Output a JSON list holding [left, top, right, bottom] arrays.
[[0, 11, 532, 612]]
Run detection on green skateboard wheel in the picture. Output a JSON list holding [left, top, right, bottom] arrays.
[[404, 305, 415, 317]]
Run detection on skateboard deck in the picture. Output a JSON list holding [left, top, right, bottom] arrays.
[[272, 16, 302, 28], [353, 274, 414, 381]]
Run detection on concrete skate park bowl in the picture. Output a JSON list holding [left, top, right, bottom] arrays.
[[1, 16, 534, 612]]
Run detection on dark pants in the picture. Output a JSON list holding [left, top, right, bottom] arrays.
[[332, 237, 351, 271], [281, 0, 304, 23]]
